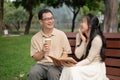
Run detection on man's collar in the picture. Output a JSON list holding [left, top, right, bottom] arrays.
[[41, 28, 56, 38]]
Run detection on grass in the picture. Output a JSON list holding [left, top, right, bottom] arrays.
[[0, 28, 74, 80], [0, 35, 35, 80]]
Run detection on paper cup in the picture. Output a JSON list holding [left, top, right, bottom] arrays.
[[45, 38, 51, 46]]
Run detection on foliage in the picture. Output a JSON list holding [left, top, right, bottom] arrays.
[[41, 0, 63, 8], [118, 2, 120, 32], [62, 0, 104, 32], [13, 0, 41, 11], [3, 2, 28, 31], [13, 0, 48, 34], [32, 4, 45, 23]]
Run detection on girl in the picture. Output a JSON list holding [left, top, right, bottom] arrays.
[[60, 14, 109, 80]]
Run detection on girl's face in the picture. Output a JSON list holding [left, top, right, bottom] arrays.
[[80, 17, 89, 33]]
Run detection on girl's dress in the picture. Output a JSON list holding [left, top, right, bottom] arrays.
[[60, 34, 109, 80]]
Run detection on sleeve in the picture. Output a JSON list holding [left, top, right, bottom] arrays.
[[76, 33, 81, 47], [75, 33, 86, 59], [76, 36, 102, 66], [62, 33, 72, 54], [30, 37, 40, 57], [30, 38, 35, 56]]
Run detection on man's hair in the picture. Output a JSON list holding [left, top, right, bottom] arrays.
[[38, 9, 53, 20]]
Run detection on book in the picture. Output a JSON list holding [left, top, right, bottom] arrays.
[[48, 55, 77, 66]]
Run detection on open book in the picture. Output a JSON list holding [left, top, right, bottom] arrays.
[[48, 55, 77, 66]]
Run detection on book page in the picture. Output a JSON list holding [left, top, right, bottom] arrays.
[[48, 55, 77, 65], [59, 57, 77, 64], [48, 55, 62, 66]]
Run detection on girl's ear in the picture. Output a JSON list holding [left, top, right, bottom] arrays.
[[90, 25, 92, 28], [87, 25, 92, 32], [88, 24, 92, 30]]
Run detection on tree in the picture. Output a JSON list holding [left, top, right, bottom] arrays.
[[41, 0, 63, 8], [64, 0, 85, 32], [63, 0, 103, 32], [14, 0, 41, 34], [103, 0, 119, 32], [0, 0, 4, 34], [14, 0, 63, 34], [4, 2, 27, 31]]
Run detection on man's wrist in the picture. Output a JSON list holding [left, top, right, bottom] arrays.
[[41, 49, 45, 54]]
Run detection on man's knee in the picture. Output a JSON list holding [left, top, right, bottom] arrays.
[[28, 69, 40, 76], [47, 66, 62, 80], [27, 64, 45, 80]]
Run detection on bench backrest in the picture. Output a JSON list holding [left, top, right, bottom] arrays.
[[66, 32, 120, 77], [104, 33, 120, 77]]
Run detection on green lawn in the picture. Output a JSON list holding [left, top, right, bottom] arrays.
[[0, 35, 35, 80]]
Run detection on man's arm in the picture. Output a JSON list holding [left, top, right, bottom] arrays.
[[32, 51, 45, 61], [31, 41, 50, 61]]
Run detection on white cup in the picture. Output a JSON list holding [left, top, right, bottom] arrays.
[[45, 38, 51, 46]]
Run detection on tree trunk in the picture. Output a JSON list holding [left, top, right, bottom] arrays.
[[13, 21, 20, 31], [103, 0, 118, 33], [24, 11, 33, 34], [71, 8, 80, 32], [24, 0, 33, 34], [0, 0, 4, 34]]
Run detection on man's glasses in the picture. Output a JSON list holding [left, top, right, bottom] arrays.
[[42, 17, 54, 21]]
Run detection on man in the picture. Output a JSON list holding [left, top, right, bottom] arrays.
[[27, 9, 71, 80]]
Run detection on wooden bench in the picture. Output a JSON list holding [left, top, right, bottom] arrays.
[[66, 32, 120, 80]]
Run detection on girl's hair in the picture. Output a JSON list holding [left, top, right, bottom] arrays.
[[84, 13, 106, 62]]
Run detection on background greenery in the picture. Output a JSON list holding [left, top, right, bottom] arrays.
[[0, 35, 35, 80], [3, 1, 106, 34], [0, 0, 120, 80]]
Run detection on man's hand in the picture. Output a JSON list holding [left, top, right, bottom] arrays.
[[42, 43, 50, 52]]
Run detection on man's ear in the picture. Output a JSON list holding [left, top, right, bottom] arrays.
[[39, 20, 42, 25]]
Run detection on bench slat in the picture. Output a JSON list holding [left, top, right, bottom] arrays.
[[104, 33, 120, 39], [105, 58, 120, 67], [106, 67, 120, 76], [71, 47, 75, 53], [105, 49, 120, 57], [106, 40, 120, 48], [66, 32, 76, 38], [69, 39, 76, 47], [107, 75, 120, 80]]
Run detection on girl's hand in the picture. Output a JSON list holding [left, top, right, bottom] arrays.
[[61, 61, 75, 67], [78, 28, 86, 42]]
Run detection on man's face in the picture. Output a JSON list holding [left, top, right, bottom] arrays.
[[39, 12, 54, 29]]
